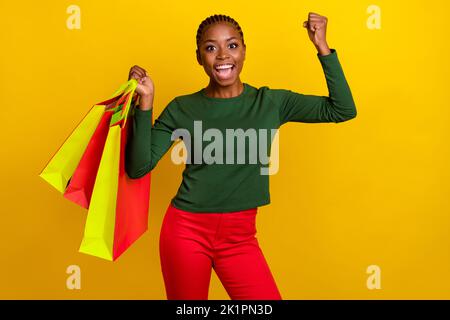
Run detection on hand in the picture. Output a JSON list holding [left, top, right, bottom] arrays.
[[302, 12, 330, 54], [128, 65, 154, 109]]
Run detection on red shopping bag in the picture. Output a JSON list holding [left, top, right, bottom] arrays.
[[113, 103, 151, 258], [63, 110, 113, 208]]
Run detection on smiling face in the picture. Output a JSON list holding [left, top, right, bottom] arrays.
[[196, 22, 246, 87]]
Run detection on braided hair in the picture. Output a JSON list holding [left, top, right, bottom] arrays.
[[196, 14, 245, 51]]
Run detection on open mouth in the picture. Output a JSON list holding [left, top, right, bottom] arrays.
[[214, 63, 236, 80]]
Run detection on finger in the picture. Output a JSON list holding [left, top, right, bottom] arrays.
[[308, 12, 321, 18], [309, 19, 325, 24], [135, 66, 148, 77], [129, 68, 142, 79], [130, 66, 140, 74], [130, 66, 144, 78], [313, 19, 325, 28], [130, 72, 141, 80], [312, 17, 328, 26], [134, 69, 145, 79], [309, 21, 324, 29], [138, 70, 148, 79]]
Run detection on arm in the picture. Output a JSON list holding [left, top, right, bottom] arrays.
[[273, 12, 357, 125], [125, 100, 178, 179], [275, 48, 357, 125]]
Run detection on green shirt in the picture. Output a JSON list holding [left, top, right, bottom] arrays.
[[125, 48, 357, 213]]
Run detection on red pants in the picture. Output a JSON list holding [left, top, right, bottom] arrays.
[[159, 202, 282, 300]]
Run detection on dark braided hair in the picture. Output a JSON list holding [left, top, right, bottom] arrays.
[[196, 14, 245, 51]]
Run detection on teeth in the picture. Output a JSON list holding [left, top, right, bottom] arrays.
[[215, 64, 234, 70]]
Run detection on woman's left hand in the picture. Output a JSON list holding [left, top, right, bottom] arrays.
[[303, 12, 330, 54]]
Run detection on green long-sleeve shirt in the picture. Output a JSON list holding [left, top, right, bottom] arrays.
[[125, 48, 356, 213]]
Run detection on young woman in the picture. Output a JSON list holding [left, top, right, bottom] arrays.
[[126, 13, 357, 300]]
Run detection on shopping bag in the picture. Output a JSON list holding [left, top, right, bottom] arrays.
[[78, 79, 151, 261], [62, 80, 143, 208], [39, 105, 105, 193], [63, 110, 113, 209], [39, 77, 140, 194]]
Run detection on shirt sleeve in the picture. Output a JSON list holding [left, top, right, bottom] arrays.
[[272, 48, 357, 125], [125, 98, 178, 179]]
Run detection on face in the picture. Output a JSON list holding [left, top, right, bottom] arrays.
[[196, 22, 246, 86]]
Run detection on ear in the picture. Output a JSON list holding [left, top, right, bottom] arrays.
[[242, 44, 246, 61], [196, 49, 202, 66]]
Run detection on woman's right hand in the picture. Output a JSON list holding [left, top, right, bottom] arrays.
[[128, 65, 154, 109]]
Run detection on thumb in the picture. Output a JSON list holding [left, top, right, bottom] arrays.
[[303, 21, 308, 28]]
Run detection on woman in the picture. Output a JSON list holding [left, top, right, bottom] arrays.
[[125, 13, 357, 300]]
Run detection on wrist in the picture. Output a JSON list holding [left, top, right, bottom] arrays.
[[315, 42, 331, 56], [139, 94, 153, 110], [138, 104, 153, 111]]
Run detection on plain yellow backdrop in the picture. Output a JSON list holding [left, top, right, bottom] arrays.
[[1, 0, 449, 299]]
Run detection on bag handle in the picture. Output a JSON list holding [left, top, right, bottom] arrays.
[[109, 78, 137, 98], [109, 78, 138, 128]]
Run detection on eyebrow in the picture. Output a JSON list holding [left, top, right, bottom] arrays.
[[203, 37, 238, 44]]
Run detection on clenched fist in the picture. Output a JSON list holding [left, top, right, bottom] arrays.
[[128, 65, 154, 110], [302, 12, 330, 55]]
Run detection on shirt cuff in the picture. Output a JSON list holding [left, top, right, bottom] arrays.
[[317, 48, 336, 60], [133, 105, 153, 119]]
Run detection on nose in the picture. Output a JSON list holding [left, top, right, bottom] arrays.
[[216, 47, 229, 60]]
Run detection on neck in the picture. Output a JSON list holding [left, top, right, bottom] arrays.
[[204, 80, 244, 98]]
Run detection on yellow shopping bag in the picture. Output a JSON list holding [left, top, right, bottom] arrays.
[[39, 106, 105, 193], [79, 79, 151, 261], [78, 125, 121, 259]]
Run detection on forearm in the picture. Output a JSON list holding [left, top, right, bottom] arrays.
[[318, 49, 357, 121], [125, 107, 153, 179]]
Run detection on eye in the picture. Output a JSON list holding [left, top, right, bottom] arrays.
[[205, 43, 238, 52]]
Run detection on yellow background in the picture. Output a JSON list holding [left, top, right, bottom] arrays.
[[1, 0, 449, 299]]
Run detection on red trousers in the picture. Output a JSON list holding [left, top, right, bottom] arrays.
[[159, 202, 282, 300]]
